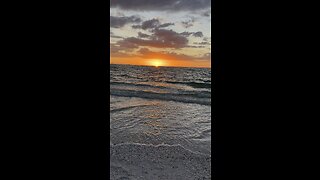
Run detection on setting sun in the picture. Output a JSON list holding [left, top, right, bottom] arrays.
[[150, 59, 164, 67]]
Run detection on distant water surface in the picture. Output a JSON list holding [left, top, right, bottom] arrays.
[[110, 64, 212, 180]]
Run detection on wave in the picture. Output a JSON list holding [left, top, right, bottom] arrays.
[[110, 104, 151, 113], [110, 143, 211, 180], [111, 81, 211, 92], [165, 81, 211, 89], [110, 89, 211, 105], [110, 81, 170, 90], [111, 80, 211, 89]]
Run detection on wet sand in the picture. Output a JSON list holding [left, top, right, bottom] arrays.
[[110, 143, 211, 180]]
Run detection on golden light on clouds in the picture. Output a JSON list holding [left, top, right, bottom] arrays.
[[110, 1, 211, 68]]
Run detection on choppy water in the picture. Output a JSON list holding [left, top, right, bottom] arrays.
[[110, 64, 212, 180]]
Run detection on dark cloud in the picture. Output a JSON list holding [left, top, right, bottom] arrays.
[[117, 29, 189, 49], [132, 25, 141, 29], [140, 19, 160, 30], [111, 43, 135, 52], [180, 31, 193, 36], [110, 44, 130, 57], [180, 31, 204, 38], [202, 10, 211, 17], [137, 47, 151, 54], [138, 32, 151, 38], [117, 40, 140, 49], [133, 19, 174, 30], [193, 31, 204, 37], [181, 22, 193, 28], [115, 28, 205, 50], [110, 15, 141, 28], [110, 46, 122, 54], [203, 37, 210, 41], [110, 0, 211, 11], [194, 41, 210, 45], [158, 23, 175, 28], [181, 18, 195, 28], [152, 29, 189, 48]]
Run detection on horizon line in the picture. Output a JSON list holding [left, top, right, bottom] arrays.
[[110, 63, 211, 69]]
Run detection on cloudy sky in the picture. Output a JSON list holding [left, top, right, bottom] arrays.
[[110, 0, 211, 68]]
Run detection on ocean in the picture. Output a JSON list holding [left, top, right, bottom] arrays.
[[110, 64, 212, 180]]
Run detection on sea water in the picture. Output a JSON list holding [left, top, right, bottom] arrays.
[[110, 64, 212, 180]]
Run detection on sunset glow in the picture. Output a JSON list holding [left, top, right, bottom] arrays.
[[150, 59, 164, 67], [110, 0, 211, 68]]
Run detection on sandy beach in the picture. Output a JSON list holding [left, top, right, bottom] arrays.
[[110, 143, 211, 180]]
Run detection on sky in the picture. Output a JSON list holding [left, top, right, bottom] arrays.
[[110, 0, 211, 68]]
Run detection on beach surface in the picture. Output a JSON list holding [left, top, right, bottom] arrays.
[[110, 143, 211, 180], [110, 64, 212, 179]]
